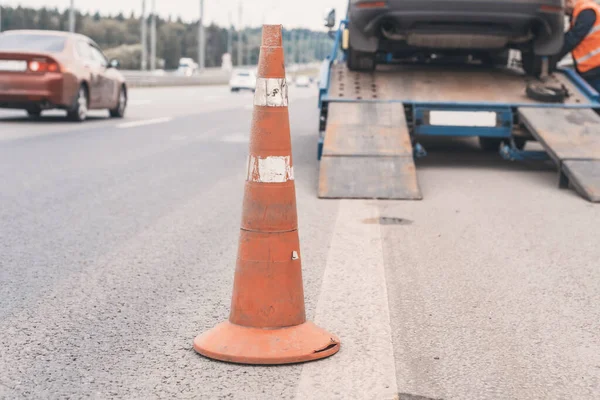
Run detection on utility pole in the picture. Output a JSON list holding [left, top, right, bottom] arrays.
[[69, 0, 75, 33], [141, 0, 147, 70], [243, 32, 249, 66], [227, 12, 233, 55], [150, 0, 157, 71], [198, 0, 205, 71], [237, 2, 243, 66], [308, 31, 317, 62], [293, 30, 299, 65], [302, 31, 307, 63]]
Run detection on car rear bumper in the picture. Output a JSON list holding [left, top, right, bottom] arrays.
[[229, 81, 256, 90], [0, 73, 73, 109], [349, 1, 563, 55]]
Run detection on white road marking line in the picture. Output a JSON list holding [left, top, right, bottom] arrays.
[[127, 100, 152, 106], [246, 155, 294, 183], [253, 78, 288, 107], [296, 200, 398, 400], [117, 117, 173, 129]]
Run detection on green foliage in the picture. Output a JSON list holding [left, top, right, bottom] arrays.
[[0, 6, 332, 70], [104, 44, 142, 70]]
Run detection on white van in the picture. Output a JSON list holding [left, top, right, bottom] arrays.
[[176, 58, 198, 77], [229, 69, 257, 92]]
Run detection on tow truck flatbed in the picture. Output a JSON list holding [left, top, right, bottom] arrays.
[[317, 21, 600, 203], [325, 63, 594, 106]]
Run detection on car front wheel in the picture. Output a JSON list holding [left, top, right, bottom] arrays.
[[110, 86, 127, 118], [67, 85, 88, 122]]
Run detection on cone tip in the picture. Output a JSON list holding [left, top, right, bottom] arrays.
[[262, 25, 283, 47]]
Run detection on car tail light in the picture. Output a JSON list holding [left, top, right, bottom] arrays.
[[356, 1, 387, 9], [28, 59, 61, 73], [539, 5, 563, 13]]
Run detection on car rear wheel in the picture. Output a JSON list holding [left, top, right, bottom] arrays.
[[109, 87, 127, 118], [27, 108, 42, 118], [67, 86, 88, 122], [347, 45, 376, 72]]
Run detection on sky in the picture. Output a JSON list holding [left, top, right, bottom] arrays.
[[2, 0, 348, 30]]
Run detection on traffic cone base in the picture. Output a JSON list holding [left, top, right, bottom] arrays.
[[194, 321, 340, 365]]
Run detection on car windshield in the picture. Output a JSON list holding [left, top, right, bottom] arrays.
[[0, 34, 67, 53]]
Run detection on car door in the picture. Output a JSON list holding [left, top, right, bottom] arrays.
[[88, 44, 117, 109], [75, 40, 103, 108]]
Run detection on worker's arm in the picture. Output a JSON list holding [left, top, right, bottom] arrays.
[[556, 9, 597, 60]]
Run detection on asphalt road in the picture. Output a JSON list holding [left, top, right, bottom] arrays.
[[1, 85, 599, 400]]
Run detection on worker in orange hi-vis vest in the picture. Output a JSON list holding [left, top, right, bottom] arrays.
[[559, 0, 600, 92]]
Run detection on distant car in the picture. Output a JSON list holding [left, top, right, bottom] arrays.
[[229, 70, 257, 92], [176, 57, 198, 77], [346, 0, 564, 76], [0, 30, 127, 121], [295, 75, 311, 88]]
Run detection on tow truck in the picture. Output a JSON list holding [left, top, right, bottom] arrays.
[[316, 14, 600, 203]]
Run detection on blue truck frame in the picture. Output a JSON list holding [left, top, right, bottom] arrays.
[[318, 20, 600, 162]]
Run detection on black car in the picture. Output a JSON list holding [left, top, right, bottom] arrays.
[[346, 0, 565, 75]]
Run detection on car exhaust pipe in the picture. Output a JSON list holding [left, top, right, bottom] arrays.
[[380, 20, 405, 41]]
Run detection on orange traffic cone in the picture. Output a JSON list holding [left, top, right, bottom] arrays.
[[194, 25, 340, 365]]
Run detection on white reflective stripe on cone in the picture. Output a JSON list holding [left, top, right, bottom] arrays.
[[246, 155, 294, 183], [253, 78, 289, 107]]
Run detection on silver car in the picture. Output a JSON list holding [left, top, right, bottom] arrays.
[[347, 0, 565, 75]]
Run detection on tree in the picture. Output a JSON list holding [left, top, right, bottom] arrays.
[[38, 8, 52, 30], [160, 23, 185, 69], [0, 6, 326, 70]]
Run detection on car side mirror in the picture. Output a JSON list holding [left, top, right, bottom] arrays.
[[109, 59, 120, 69], [324, 8, 336, 29]]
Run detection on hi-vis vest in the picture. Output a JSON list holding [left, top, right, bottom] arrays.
[[573, 0, 600, 73]]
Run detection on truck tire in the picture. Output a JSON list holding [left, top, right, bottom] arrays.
[[347, 45, 376, 72], [479, 137, 504, 152]]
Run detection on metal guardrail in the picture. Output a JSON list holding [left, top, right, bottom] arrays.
[[122, 68, 230, 88], [122, 63, 322, 88]]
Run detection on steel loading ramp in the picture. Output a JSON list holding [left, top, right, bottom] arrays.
[[318, 102, 422, 200], [519, 108, 600, 203]]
